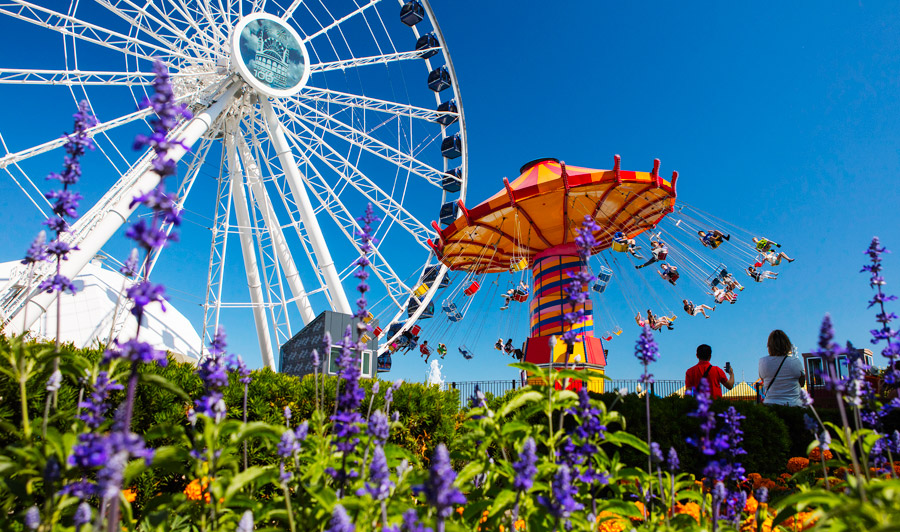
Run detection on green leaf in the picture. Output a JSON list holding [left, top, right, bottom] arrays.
[[488, 489, 517, 517], [138, 372, 190, 402], [456, 460, 485, 486], [597, 498, 643, 519], [606, 432, 650, 454], [509, 362, 542, 375], [230, 421, 282, 444], [501, 421, 531, 437], [498, 391, 544, 418], [224, 465, 271, 504]]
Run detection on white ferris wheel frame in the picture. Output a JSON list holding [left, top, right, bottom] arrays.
[[0, 0, 468, 370]]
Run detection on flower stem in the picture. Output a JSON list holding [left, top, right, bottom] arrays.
[[282, 485, 296, 532]]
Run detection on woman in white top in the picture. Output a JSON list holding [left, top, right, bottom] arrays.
[[758, 329, 806, 406]]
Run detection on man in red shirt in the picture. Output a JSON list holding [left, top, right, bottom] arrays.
[[685, 344, 735, 399]]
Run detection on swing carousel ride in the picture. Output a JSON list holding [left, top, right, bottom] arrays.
[[375, 156, 794, 389]]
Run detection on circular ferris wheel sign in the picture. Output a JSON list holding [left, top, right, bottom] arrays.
[[231, 13, 310, 98]]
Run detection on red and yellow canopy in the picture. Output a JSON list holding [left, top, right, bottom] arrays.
[[431, 157, 678, 273]]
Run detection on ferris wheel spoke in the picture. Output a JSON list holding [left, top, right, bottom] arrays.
[[277, 99, 445, 189], [280, 0, 304, 20], [279, 117, 434, 250], [276, 126, 412, 309], [163, 0, 228, 51], [299, 86, 457, 124], [95, 0, 218, 60], [309, 48, 440, 74], [0, 68, 219, 87], [0, 87, 205, 171], [0, 1, 191, 63], [145, 137, 216, 277], [300, 0, 385, 42]]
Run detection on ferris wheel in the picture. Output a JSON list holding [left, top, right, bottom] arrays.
[[0, 0, 467, 370]]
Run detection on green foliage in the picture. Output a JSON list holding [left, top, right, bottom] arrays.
[[2, 336, 900, 531]]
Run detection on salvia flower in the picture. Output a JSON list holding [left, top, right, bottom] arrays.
[[650, 442, 663, 464], [24, 506, 39, 530], [46, 369, 62, 392], [73, 502, 91, 531], [236, 510, 254, 532], [325, 504, 355, 532], [421, 444, 467, 519], [358, 445, 393, 500], [537, 464, 583, 521], [512, 437, 538, 492], [78, 371, 124, 429], [367, 409, 390, 445], [21, 231, 48, 265], [667, 446, 680, 471]]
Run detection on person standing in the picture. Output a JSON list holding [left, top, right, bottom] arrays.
[[685, 344, 735, 399], [758, 330, 806, 406]]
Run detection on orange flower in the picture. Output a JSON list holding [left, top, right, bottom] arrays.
[[808, 447, 833, 462], [499, 519, 526, 532], [673, 502, 701, 524], [787, 457, 810, 473], [184, 477, 211, 504], [596, 511, 628, 532], [783, 511, 818, 531], [744, 495, 758, 514], [122, 488, 137, 503], [632, 501, 646, 521]]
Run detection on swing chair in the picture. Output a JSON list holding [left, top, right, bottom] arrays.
[[464, 280, 480, 296], [592, 265, 613, 293], [458, 345, 474, 360]]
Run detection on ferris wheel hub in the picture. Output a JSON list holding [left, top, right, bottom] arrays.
[[231, 13, 311, 98]]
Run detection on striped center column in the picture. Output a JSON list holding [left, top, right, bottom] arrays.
[[529, 254, 593, 339]]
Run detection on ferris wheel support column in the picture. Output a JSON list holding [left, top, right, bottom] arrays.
[[236, 136, 316, 326], [227, 129, 277, 371], [261, 99, 352, 315], [6, 80, 243, 335]]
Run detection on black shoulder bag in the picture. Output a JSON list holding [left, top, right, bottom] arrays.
[[765, 356, 789, 396]]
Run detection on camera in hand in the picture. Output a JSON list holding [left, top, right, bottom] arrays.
[[724, 361, 732, 372]]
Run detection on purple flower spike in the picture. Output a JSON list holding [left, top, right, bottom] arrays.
[[421, 444, 467, 519], [22, 231, 49, 265], [367, 409, 390, 444], [120, 248, 140, 277], [512, 437, 537, 492], [357, 445, 393, 500], [325, 504, 355, 532], [537, 464, 583, 521], [25, 506, 39, 530], [667, 446, 680, 471], [73, 502, 91, 531]]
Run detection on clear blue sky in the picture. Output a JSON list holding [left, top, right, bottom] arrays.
[[1, 1, 899, 388]]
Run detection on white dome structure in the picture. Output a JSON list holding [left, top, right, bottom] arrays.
[[0, 256, 201, 363]]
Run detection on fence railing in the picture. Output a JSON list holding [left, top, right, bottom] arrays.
[[443, 378, 761, 409], [444, 380, 521, 406]]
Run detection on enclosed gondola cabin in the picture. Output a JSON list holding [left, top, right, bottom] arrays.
[[415, 32, 439, 58], [442, 167, 462, 193], [407, 297, 435, 319], [399, 1, 424, 26], [439, 201, 459, 225], [427, 66, 452, 92], [441, 134, 462, 159], [422, 265, 451, 288], [435, 99, 458, 126]]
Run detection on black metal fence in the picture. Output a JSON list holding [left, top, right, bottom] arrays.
[[444, 378, 760, 409], [444, 379, 521, 407]]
